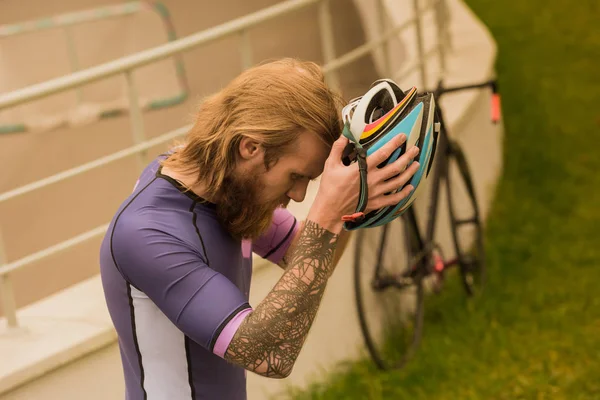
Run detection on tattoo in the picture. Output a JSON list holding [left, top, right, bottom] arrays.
[[277, 255, 290, 270], [278, 220, 305, 270], [225, 220, 339, 378]]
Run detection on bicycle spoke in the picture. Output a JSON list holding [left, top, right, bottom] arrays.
[[354, 215, 424, 370]]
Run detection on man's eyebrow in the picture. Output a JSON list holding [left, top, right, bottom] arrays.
[[306, 170, 320, 180], [294, 170, 314, 180], [294, 165, 320, 180]]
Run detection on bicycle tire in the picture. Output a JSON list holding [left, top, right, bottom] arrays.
[[353, 213, 425, 370], [445, 141, 487, 296]]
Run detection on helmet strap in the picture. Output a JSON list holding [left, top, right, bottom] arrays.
[[342, 144, 369, 230]]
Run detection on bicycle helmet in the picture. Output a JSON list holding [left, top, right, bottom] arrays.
[[340, 78, 440, 230]]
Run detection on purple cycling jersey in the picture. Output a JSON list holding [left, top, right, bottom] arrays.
[[99, 154, 299, 399]]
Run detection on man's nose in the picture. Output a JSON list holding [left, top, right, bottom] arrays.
[[287, 181, 308, 203]]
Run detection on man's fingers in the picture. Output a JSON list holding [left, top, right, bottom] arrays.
[[369, 183, 415, 211], [385, 184, 416, 207], [372, 161, 420, 197], [329, 135, 350, 165], [375, 145, 420, 182], [366, 134, 407, 169]]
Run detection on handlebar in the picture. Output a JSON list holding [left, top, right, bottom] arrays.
[[425, 79, 502, 124]]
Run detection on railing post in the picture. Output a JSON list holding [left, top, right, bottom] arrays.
[[63, 25, 84, 105], [0, 228, 18, 330], [434, 0, 447, 76], [239, 29, 253, 71], [125, 70, 147, 170], [376, 0, 392, 77], [318, 0, 340, 90], [440, 0, 452, 51], [412, 0, 428, 89]]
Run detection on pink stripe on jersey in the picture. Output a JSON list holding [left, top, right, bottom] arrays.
[[266, 218, 300, 264], [213, 308, 253, 358], [241, 240, 252, 259], [253, 207, 300, 265]]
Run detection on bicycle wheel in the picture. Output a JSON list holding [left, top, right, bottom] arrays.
[[445, 141, 487, 296], [353, 212, 424, 370]]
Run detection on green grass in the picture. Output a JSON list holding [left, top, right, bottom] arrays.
[[289, 0, 600, 398]]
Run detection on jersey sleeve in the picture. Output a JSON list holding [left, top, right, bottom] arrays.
[[252, 207, 300, 264], [110, 213, 251, 358]]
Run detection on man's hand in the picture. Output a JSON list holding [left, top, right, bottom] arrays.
[[309, 134, 420, 233]]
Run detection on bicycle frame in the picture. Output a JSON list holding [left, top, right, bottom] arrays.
[[355, 78, 499, 371], [374, 79, 499, 288]]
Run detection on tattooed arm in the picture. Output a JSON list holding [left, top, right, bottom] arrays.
[[278, 221, 352, 270], [225, 212, 342, 378], [225, 133, 415, 378]]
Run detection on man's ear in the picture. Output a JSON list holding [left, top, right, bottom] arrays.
[[239, 137, 263, 160]]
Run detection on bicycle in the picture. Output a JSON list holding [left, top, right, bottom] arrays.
[[353, 79, 501, 370]]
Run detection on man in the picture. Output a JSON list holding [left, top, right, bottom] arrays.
[[99, 58, 420, 399]]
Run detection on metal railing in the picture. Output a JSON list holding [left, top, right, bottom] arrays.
[[0, 1, 189, 134], [0, 0, 450, 330]]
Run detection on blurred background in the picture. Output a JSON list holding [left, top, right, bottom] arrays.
[[0, 0, 597, 399]]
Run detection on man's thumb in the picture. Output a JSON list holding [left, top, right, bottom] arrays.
[[329, 135, 350, 163]]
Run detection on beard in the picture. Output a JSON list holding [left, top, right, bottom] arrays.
[[216, 171, 288, 240]]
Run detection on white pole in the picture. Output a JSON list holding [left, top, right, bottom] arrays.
[[125, 70, 147, 170], [318, 0, 340, 90], [377, 0, 391, 77], [0, 228, 18, 329], [412, 0, 428, 88], [239, 29, 253, 70], [63, 25, 84, 104]]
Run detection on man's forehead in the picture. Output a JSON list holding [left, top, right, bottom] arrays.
[[293, 148, 328, 178], [300, 164, 322, 179], [285, 129, 331, 173]]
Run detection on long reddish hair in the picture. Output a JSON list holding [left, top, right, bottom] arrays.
[[161, 58, 344, 199]]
